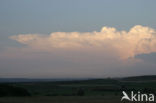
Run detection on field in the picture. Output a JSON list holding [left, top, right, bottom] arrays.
[[0, 96, 123, 103], [1, 76, 156, 103]]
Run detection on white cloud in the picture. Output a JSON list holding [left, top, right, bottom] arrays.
[[10, 25, 156, 59], [1, 25, 156, 78]]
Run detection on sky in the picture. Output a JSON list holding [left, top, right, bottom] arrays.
[[0, 0, 156, 78]]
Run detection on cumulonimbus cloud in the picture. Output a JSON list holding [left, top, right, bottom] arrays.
[[10, 25, 156, 59]]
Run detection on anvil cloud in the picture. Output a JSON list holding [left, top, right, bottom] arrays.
[[10, 25, 156, 59], [0, 25, 156, 78]]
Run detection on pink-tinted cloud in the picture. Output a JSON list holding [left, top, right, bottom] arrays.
[[10, 25, 156, 59]]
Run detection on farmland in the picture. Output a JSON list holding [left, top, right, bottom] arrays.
[[0, 75, 156, 103]]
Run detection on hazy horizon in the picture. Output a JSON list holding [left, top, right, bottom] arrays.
[[0, 0, 156, 78]]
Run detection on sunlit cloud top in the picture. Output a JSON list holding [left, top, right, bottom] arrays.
[[10, 25, 156, 59]]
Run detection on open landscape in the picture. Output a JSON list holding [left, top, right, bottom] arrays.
[[1, 75, 156, 103], [0, 1, 156, 103]]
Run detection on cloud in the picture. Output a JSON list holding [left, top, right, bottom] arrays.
[[10, 25, 156, 59], [1, 25, 156, 78]]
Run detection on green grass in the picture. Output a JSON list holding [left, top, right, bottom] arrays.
[[1, 77, 156, 103], [3, 78, 156, 96], [0, 96, 124, 103]]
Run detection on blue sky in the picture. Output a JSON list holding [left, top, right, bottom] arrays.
[[1, 0, 156, 45], [0, 0, 156, 78]]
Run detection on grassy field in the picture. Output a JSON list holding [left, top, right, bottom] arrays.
[[0, 96, 124, 103], [1, 76, 156, 103]]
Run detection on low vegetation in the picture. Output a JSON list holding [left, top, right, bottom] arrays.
[[0, 75, 156, 103]]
